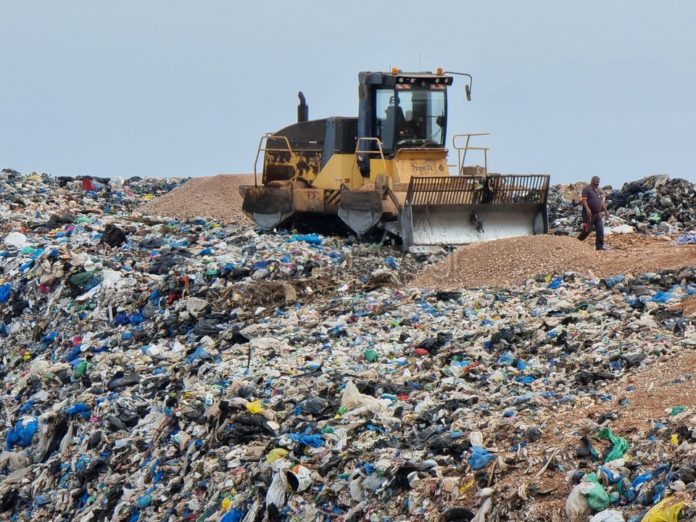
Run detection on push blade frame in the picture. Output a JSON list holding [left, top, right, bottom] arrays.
[[401, 175, 549, 249]]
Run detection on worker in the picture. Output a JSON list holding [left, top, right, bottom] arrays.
[[385, 95, 406, 126], [480, 175, 502, 204], [577, 175, 609, 250]]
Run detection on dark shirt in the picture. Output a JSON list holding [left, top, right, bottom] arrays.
[[582, 185, 603, 214]]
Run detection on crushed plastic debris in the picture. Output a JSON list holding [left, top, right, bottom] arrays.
[[0, 168, 694, 520]]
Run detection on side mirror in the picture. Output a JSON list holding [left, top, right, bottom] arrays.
[[443, 71, 473, 101]]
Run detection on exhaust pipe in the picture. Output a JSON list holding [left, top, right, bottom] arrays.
[[297, 91, 308, 123]]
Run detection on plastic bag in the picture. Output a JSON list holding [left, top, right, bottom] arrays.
[[597, 427, 630, 462], [66, 403, 91, 420], [245, 400, 264, 414], [341, 380, 388, 414], [566, 482, 593, 522], [468, 446, 495, 470], [651, 291, 675, 303], [3, 232, 27, 248], [584, 472, 618, 512], [290, 432, 324, 448], [641, 496, 685, 522], [6, 417, 39, 450], [265, 469, 288, 512], [220, 508, 244, 522], [0, 283, 11, 303], [266, 448, 289, 464], [472, 496, 492, 522], [288, 233, 322, 245], [590, 509, 625, 522]]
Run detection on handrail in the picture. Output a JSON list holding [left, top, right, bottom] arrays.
[[452, 132, 490, 176], [253, 133, 294, 187], [350, 137, 389, 186]]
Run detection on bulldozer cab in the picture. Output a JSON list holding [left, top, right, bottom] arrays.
[[357, 71, 452, 176], [374, 89, 446, 152]]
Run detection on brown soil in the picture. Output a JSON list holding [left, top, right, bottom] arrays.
[[671, 294, 696, 318], [411, 233, 696, 290], [139, 174, 255, 224], [558, 351, 696, 435], [490, 350, 696, 518]]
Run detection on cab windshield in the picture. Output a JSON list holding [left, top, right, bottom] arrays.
[[376, 87, 446, 152]]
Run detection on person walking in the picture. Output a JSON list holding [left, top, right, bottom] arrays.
[[578, 175, 609, 250]]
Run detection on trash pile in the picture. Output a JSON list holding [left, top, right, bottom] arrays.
[[0, 169, 695, 521], [0, 169, 187, 229], [549, 174, 696, 237]]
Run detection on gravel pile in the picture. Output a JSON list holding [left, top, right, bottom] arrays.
[[410, 235, 601, 289], [140, 174, 255, 224], [411, 233, 696, 290]]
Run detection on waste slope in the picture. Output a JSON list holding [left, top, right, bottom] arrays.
[[140, 173, 255, 224], [1, 169, 696, 521]]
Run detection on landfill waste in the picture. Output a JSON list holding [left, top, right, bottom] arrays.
[[0, 168, 694, 520], [548, 174, 696, 236]]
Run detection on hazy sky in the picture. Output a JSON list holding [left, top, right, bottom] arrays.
[[2, 1, 695, 188]]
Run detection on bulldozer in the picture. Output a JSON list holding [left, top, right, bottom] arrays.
[[240, 68, 549, 250]]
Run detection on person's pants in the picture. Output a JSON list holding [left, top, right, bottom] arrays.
[[578, 213, 604, 250]]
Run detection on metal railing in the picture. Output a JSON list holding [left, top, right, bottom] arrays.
[[350, 137, 388, 187], [253, 134, 294, 187], [451, 132, 490, 175]]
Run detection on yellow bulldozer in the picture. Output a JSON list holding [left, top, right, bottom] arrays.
[[240, 68, 549, 250]]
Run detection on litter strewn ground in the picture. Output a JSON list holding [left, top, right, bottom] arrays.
[[0, 168, 695, 521]]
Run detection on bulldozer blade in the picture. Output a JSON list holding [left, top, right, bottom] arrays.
[[242, 186, 294, 230], [401, 175, 549, 249], [337, 190, 384, 236]]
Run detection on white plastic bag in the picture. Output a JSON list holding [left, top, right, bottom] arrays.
[[341, 380, 388, 414], [590, 509, 625, 522], [565, 481, 594, 522]]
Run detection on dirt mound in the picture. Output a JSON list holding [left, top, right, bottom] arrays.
[[411, 233, 696, 290], [139, 174, 255, 224]]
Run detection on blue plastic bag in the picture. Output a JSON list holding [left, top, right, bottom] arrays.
[[547, 277, 562, 289], [290, 432, 325, 448], [385, 256, 399, 270], [604, 275, 625, 289], [185, 347, 208, 364], [651, 291, 674, 303], [468, 446, 495, 470], [289, 233, 323, 245], [6, 417, 39, 449], [221, 509, 244, 522], [66, 403, 91, 420], [0, 283, 11, 303]]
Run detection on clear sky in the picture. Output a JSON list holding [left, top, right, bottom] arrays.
[[2, 1, 695, 188]]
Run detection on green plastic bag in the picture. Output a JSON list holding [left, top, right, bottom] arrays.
[[583, 472, 619, 512], [597, 427, 630, 462]]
